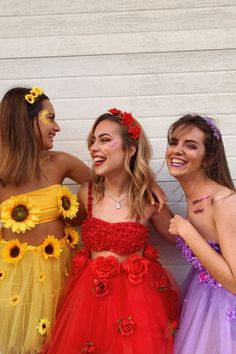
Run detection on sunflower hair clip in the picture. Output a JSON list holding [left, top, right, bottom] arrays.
[[107, 108, 141, 140], [25, 87, 44, 105]]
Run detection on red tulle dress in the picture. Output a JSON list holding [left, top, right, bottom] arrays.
[[44, 186, 179, 354]]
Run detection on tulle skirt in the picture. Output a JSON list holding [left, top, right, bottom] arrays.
[[44, 248, 179, 354], [0, 237, 74, 354], [175, 268, 236, 354]]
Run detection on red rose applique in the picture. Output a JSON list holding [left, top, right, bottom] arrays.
[[91, 256, 121, 278], [93, 278, 109, 297], [72, 248, 90, 274], [143, 244, 159, 261], [81, 342, 96, 353], [122, 255, 149, 285], [118, 317, 135, 336]]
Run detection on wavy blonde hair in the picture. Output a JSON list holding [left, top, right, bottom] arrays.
[[87, 113, 156, 220]]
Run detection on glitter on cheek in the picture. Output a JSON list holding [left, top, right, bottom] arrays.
[[38, 110, 50, 125]]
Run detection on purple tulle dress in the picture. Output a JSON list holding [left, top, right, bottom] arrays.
[[175, 237, 236, 354]]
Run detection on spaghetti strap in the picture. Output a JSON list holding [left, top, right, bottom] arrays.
[[87, 182, 93, 217]]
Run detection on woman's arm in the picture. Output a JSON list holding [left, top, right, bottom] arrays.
[[169, 193, 236, 293], [56, 151, 91, 184], [149, 182, 167, 212], [150, 203, 175, 243]]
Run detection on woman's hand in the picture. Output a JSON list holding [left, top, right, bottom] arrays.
[[150, 182, 167, 213], [169, 214, 194, 238]]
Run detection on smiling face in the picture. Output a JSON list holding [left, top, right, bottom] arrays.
[[33, 99, 60, 150], [166, 124, 207, 181], [89, 119, 134, 178]]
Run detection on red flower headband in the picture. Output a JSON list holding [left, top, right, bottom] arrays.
[[108, 108, 141, 140]]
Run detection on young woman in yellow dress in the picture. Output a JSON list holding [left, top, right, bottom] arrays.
[[0, 86, 91, 353]]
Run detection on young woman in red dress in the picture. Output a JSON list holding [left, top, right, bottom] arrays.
[[44, 108, 179, 354]]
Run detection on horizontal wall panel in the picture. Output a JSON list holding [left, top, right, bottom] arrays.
[[1, 7, 236, 39], [1, 71, 236, 99], [1, 50, 236, 79], [1, 1, 236, 16], [51, 114, 236, 144], [1, 28, 236, 59], [49, 93, 236, 120]]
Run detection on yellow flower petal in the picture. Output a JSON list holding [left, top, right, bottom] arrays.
[[1, 239, 27, 264], [37, 318, 50, 335], [64, 226, 80, 248], [1, 196, 40, 234], [40, 235, 62, 260], [57, 186, 79, 219]]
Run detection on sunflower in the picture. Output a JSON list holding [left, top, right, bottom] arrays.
[[37, 318, 50, 335], [0, 270, 6, 280], [9, 294, 20, 306], [1, 195, 40, 233], [40, 235, 62, 260], [25, 94, 35, 104], [63, 226, 80, 248], [58, 186, 79, 219], [38, 272, 46, 283], [1, 239, 27, 264], [32, 87, 44, 95]]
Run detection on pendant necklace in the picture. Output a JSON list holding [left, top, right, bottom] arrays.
[[106, 189, 128, 209]]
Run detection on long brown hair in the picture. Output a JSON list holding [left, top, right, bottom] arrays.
[[168, 114, 235, 191], [0, 87, 49, 185], [87, 113, 156, 219]]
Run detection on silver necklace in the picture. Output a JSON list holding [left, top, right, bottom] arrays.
[[106, 190, 128, 209]]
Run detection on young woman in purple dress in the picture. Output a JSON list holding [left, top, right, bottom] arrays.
[[166, 114, 236, 354]]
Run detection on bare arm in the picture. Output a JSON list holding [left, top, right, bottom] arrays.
[[169, 193, 236, 293], [150, 203, 175, 243], [56, 151, 91, 184], [149, 182, 167, 213]]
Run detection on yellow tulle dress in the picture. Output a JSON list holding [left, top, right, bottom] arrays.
[[0, 185, 79, 354]]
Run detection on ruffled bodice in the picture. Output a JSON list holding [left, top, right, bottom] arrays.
[[176, 236, 222, 288], [82, 183, 149, 255], [82, 217, 148, 255]]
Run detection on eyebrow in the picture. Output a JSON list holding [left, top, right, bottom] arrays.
[[184, 139, 199, 144], [93, 133, 112, 139], [170, 136, 200, 145]]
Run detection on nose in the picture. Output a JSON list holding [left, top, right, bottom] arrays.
[[172, 144, 183, 155], [53, 121, 60, 132], [90, 140, 99, 154]]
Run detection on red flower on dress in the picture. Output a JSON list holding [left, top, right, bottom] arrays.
[[81, 342, 96, 353], [91, 256, 121, 278], [122, 255, 149, 284], [168, 320, 178, 336], [154, 273, 169, 290], [93, 278, 109, 297], [118, 317, 135, 336], [143, 244, 159, 261], [72, 248, 90, 274]]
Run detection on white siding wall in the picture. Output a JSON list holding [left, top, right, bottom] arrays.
[[0, 0, 236, 284]]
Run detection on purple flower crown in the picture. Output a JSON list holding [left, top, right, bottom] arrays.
[[202, 116, 221, 140]]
